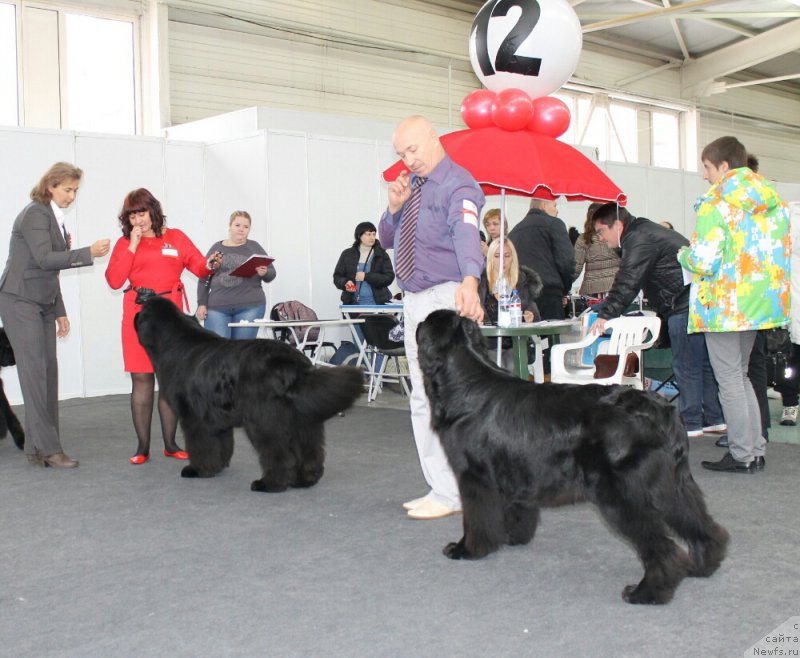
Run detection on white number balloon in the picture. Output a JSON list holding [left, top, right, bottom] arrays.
[[468, 0, 582, 99]]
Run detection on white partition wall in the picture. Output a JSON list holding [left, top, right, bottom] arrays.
[[263, 131, 313, 312]]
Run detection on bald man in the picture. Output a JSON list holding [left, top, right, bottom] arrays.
[[379, 115, 485, 520]]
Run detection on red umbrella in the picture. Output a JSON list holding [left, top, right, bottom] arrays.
[[382, 126, 627, 205]]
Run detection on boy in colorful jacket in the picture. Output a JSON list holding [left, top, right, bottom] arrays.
[[678, 136, 790, 474]]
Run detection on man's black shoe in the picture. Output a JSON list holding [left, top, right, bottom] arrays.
[[751, 456, 765, 471], [715, 435, 729, 448], [701, 452, 756, 473]]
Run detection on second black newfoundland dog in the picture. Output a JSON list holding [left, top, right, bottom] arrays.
[[0, 328, 24, 450], [417, 310, 728, 604], [134, 297, 364, 492]]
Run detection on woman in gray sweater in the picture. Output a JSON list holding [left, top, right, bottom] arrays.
[[197, 210, 276, 339]]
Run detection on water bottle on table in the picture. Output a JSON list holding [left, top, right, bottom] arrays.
[[495, 276, 512, 328], [509, 289, 522, 327]]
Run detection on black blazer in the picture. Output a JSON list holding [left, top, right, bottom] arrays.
[[333, 241, 395, 304]]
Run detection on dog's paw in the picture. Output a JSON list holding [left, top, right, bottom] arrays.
[[251, 478, 289, 493], [443, 542, 465, 560], [443, 538, 479, 560], [621, 583, 672, 605], [293, 468, 323, 488], [181, 465, 200, 478]]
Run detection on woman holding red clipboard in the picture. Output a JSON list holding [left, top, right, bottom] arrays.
[[197, 210, 276, 339]]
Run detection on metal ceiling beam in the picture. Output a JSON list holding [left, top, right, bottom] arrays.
[[617, 60, 683, 86], [682, 18, 800, 94], [584, 34, 682, 64], [719, 73, 800, 91], [662, 0, 690, 61], [582, 12, 800, 23], [583, 0, 744, 32]]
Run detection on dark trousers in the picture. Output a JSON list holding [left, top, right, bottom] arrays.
[[667, 313, 723, 432], [537, 292, 565, 320], [748, 331, 770, 437], [774, 342, 800, 407]]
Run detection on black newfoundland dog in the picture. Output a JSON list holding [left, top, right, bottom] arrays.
[[417, 310, 728, 604], [0, 328, 24, 450], [134, 297, 363, 492]]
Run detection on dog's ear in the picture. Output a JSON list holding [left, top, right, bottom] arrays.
[[460, 315, 484, 347]]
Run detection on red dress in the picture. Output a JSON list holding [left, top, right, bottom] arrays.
[[105, 228, 211, 373]]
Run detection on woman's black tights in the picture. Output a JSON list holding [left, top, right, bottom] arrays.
[[130, 372, 181, 456]]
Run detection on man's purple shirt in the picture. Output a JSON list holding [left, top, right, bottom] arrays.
[[379, 155, 485, 293]]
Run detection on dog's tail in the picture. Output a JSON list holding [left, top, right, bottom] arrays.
[[293, 365, 364, 421], [666, 405, 729, 577]]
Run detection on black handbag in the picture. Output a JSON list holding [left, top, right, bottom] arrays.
[[765, 327, 791, 355]]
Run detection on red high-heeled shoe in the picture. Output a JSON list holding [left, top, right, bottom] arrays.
[[129, 453, 149, 465], [163, 448, 189, 460]]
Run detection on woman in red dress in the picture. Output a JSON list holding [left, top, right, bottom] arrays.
[[106, 188, 221, 464]]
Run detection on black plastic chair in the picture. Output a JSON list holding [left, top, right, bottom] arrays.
[[360, 315, 410, 401]]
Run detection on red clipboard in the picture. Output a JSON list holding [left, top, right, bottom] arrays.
[[230, 255, 275, 277]]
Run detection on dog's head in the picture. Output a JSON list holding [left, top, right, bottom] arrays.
[[0, 328, 16, 367], [134, 296, 201, 354], [417, 309, 489, 375]]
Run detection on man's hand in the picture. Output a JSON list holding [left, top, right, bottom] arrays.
[[455, 276, 484, 323], [56, 316, 70, 338], [387, 171, 413, 214]]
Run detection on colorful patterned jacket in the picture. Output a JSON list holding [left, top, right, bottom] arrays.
[[677, 167, 790, 333]]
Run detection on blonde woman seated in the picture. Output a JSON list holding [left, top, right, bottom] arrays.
[[573, 202, 620, 298], [479, 238, 543, 370]]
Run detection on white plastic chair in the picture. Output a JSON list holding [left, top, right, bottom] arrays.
[[549, 315, 661, 389]]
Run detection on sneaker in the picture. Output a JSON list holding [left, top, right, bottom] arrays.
[[687, 429, 704, 438], [780, 406, 798, 426], [702, 423, 727, 434], [767, 387, 782, 400]]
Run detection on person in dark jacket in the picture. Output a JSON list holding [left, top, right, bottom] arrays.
[[333, 221, 395, 305], [507, 198, 574, 319], [591, 204, 725, 439]]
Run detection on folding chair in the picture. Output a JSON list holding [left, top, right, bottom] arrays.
[[360, 315, 411, 402]]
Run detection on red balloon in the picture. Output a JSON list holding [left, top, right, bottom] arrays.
[[460, 90, 496, 129], [491, 88, 534, 131], [529, 97, 571, 137]]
